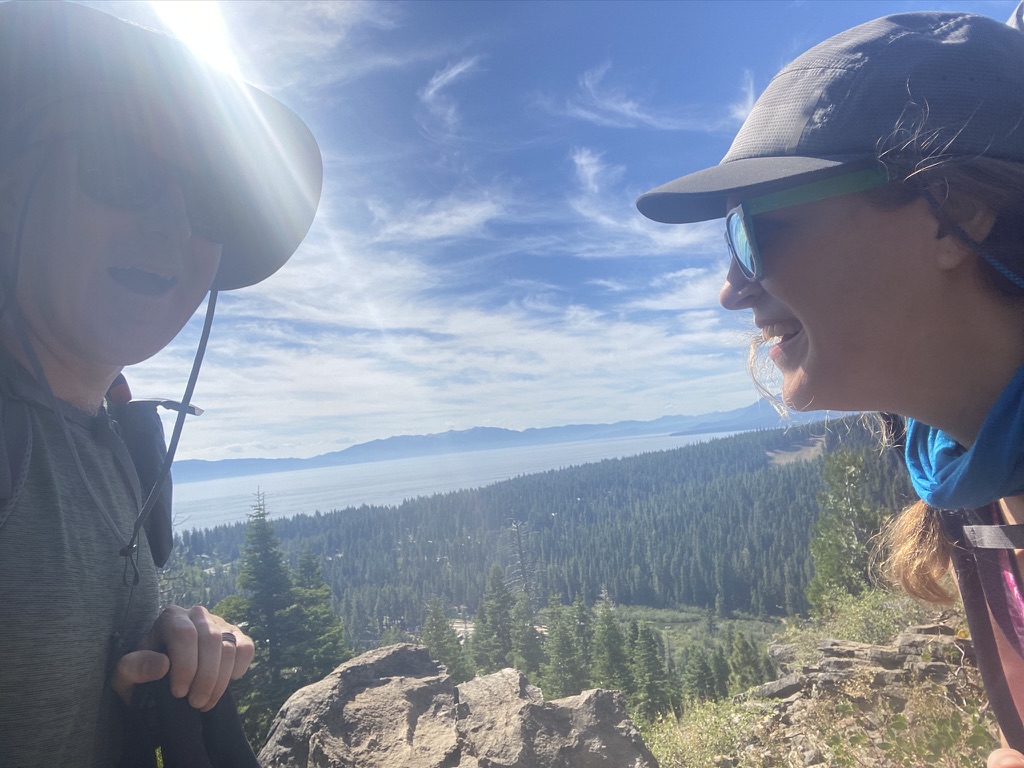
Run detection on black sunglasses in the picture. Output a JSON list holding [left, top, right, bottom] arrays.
[[51, 131, 234, 245]]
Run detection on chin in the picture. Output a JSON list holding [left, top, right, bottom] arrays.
[[92, 328, 183, 368], [780, 378, 825, 413]]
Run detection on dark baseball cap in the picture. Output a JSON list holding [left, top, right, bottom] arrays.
[[0, 1, 323, 291], [637, 10, 1024, 224]]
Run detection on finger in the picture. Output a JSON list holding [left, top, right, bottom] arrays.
[[989, 748, 1024, 768], [151, 605, 200, 698], [111, 650, 170, 704], [230, 630, 255, 680], [200, 634, 237, 712], [183, 606, 223, 709]]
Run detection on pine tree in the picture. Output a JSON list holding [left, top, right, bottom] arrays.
[[236, 492, 292, 689], [629, 624, 671, 719], [571, 594, 593, 671], [711, 645, 730, 699], [473, 565, 514, 672], [422, 597, 473, 683], [295, 545, 323, 588], [279, 549, 351, 686], [509, 591, 544, 676], [218, 493, 352, 745], [728, 632, 766, 693], [806, 450, 886, 615], [591, 598, 631, 693], [221, 492, 295, 742], [539, 597, 587, 698], [470, 598, 492, 672], [680, 644, 716, 702]]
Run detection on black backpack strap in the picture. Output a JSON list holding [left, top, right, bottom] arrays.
[[963, 523, 1024, 549], [942, 508, 1024, 750], [105, 374, 175, 568]]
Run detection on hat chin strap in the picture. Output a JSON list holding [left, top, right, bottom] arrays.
[[121, 289, 216, 584]]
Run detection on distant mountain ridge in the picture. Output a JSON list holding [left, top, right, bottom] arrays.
[[173, 399, 829, 483]]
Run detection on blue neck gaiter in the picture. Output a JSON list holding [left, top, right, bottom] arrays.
[[905, 365, 1024, 510]]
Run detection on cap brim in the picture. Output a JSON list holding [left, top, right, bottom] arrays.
[[636, 155, 872, 224], [0, 1, 323, 291]]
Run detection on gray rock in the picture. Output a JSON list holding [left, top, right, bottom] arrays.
[[259, 644, 459, 768], [259, 644, 658, 768], [752, 674, 804, 699]]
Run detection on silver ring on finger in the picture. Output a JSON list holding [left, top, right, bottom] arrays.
[[221, 632, 237, 647]]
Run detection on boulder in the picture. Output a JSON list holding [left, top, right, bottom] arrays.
[[259, 644, 658, 768]]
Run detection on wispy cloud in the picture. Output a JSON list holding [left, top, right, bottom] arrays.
[[370, 191, 505, 243], [729, 69, 756, 122], [549, 61, 736, 132], [417, 56, 484, 136]]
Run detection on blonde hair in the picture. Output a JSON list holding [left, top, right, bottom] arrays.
[[876, 500, 957, 604]]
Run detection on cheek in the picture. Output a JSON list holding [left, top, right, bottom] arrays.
[[186, 241, 222, 295]]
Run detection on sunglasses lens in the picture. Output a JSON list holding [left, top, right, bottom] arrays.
[[725, 210, 757, 279], [78, 134, 163, 210], [77, 133, 232, 245]]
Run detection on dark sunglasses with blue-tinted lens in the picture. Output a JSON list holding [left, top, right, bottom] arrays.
[[55, 131, 234, 244], [725, 168, 890, 282]]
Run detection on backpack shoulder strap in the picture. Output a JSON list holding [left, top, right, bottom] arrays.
[[106, 374, 174, 568]]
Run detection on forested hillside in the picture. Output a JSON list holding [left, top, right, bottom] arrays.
[[172, 417, 912, 649]]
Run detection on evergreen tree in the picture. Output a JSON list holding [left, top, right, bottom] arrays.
[[220, 493, 294, 742], [509, 591, 544, 676], [539, 597, 587, 698], [470, 598, 492, 672], [295, 545, 324, 588], [727, 632, 759, 692], [711, 645, 730, 700], [680, 644, 717, 702], [217, 493, 351, 745], [279, 551, 351, 687], [422, 597, 473, 683], [472, 565, 515, 673], [629, 624, 671, 720], [236, 492, 292, 687], [591, 598, 632, 693], [571, 594, 593, 672], [806, 450, 887, 615]]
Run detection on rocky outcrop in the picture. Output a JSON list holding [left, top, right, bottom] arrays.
[[755, 623, 973, 702], [740, 623, 988, 767], [259, 644, 658, 768]]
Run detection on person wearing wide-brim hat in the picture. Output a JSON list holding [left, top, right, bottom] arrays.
[[0, 2, 321, 766], [638, 5, 1024, 766]]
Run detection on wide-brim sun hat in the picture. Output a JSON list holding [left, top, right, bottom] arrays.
[[637, 11, 1024, 224], [0, 1, 323, 291]]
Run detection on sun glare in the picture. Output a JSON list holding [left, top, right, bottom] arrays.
[[150, 1, 241, 78]]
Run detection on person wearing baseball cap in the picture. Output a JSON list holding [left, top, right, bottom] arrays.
[[0, 2, 321, 766], [638, 5, 1024, 764]]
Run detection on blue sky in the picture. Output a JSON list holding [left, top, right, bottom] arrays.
[[94, 0, 1017, 460]]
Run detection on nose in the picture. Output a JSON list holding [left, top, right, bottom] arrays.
[[140, 180, 192, 245], [719, 257, 763, 310]]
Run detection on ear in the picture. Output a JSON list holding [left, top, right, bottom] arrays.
[[934, 199, 998, 271]]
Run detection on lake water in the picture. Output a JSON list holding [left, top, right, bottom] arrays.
[[173, 432, 727, 530]]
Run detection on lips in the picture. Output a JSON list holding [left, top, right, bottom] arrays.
[[108, 266, 176, 296]]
